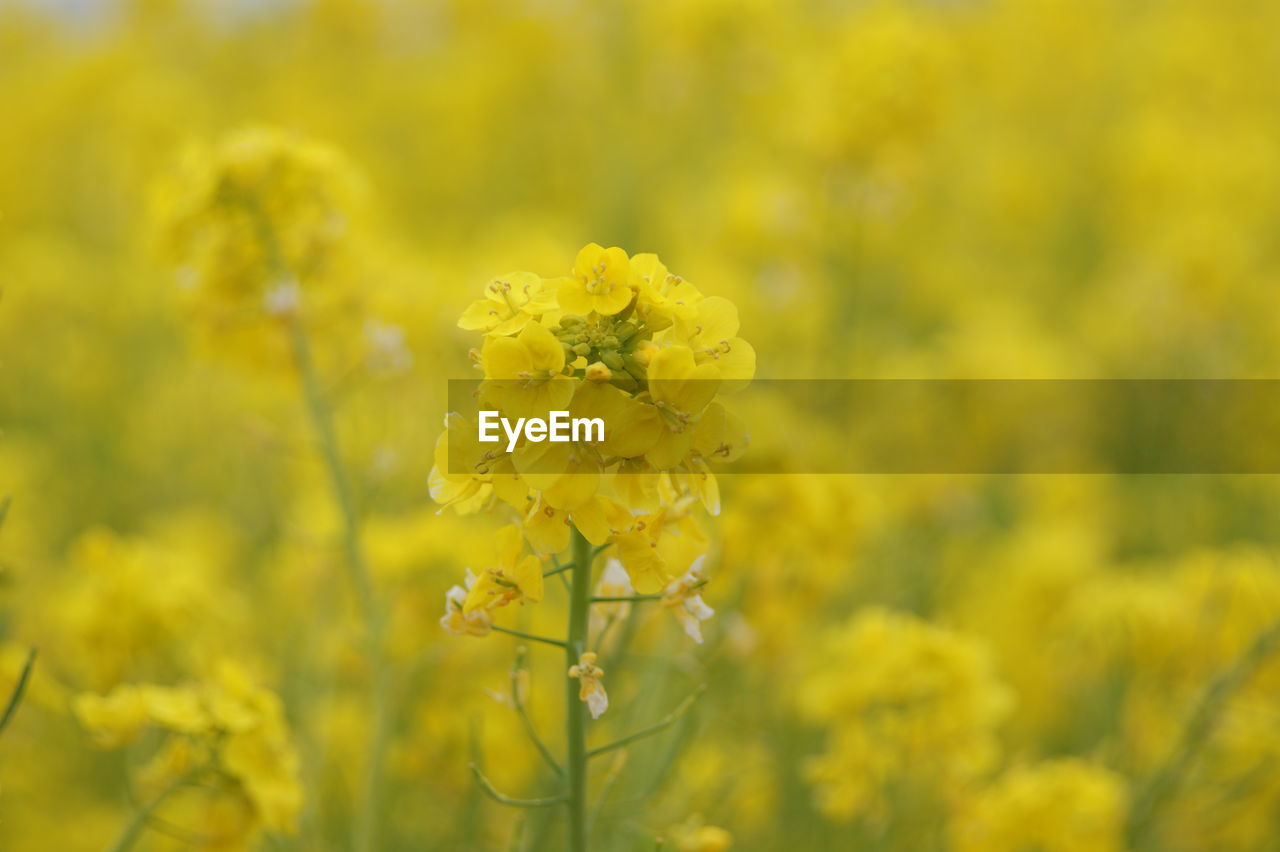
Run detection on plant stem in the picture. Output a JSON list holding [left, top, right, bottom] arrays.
[[288, 317, 388, 852], [0, 647, 35, 734], [588, 685, 705, 758], [471, 764, 568, 808], [108, 766, 205, 852], [544, 561, 574, 578], [511, 648, 565, 777], [244, 200, 388, 852], [492, 625, 567, 648], [565, 525, 592, 852], [591, 594, 663, 604], [1127, 616, 1280, 848]]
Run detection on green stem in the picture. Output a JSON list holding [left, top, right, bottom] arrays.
[[591, 594, 663, 604], [544, 561, 574, 578], [511, 648, 565, 777], [288, 320, 379, 623], [565, 525, 592, 852], [492, 625, 567, 648], [471, 764, 568, 808], [1127, 616, 1280, 848], [0, 647, 35, 734], [289, 317, 388, 852], [245, 200, 388, 852], [108, 766, 205, 852], [588, 685, 705, 758]]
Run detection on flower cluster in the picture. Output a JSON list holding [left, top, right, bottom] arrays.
[[432, 243, 752, 602], [154, 126, 363, 311], [73, 661, 303, 839], [951, 760, 1129, 852], [799, 608, 1012, 822]]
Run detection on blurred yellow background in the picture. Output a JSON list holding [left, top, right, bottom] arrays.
[[3, 1, 1280, 850]]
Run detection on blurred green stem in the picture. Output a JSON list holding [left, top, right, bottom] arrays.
[[491, 625, 566, 648], [0, 647, 35, 734], [289, 317, 390, 852], [1127, 616, 1280, 848], [512, 646, 565, 777], [108, 765, 207, 852], [565, 525, 592, 852], [588, 685, 705, 758], [250, 190, 389, 852]]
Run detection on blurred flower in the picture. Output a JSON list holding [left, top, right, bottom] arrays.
[[662, 555, 715, 644], [950, 760, 1129, 852], [800, 608, 1012, 823], [568, 651, 608, 720]]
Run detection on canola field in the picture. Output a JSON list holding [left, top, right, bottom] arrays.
[[3, 2, 1280, 850]]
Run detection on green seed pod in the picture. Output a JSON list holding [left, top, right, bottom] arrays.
[[600, 349, 625, 371], [609, 372, 638, 393]]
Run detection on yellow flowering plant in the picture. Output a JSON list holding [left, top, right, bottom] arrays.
[[8, 3, 1280, 850], [73, 662, 302, 850], [434, 243, 751, 850]]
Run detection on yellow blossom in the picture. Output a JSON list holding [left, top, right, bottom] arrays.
[[662, 556, 716, 644], [462, 524, 544, 613], [558, 243, 634, 316], [568, 651, 608, 720]]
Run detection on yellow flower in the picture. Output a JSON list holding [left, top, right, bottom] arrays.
[[800, 608, 1012, 822], [458, 271, 558, 335], [73, 666, 303, 836], [481, 321, 575, 418], [568, 651, 608, 719], [629, 253, 701, 327], [72, 685, 149, 748], [439, 571, 494, 637], [140, 684, 212, 735], [669, 816, 734, 852], [521, 496, 572, 554], [463, 524, 544, 613], [591, 558, 636, 634], [951, 760, 1129, 852], [662, 556, 715, 644], [646, 345, 721, 468], [674, 296, 756, 383], [429, 412, 528, 513], [223, 724, 304, 833], [154, 125, 362, 311], [558, 243, 634, 316]]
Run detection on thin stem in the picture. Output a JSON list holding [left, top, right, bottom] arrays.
[[491, 625, 567, 649], [591, 594, 663, 604], [1127, 616, 1280, 848], [511, 648, 565, 777], [291, 316, 389, 852], [108, 766, 207, 852], [288, 320, 380, 624], [565, 525, 592, 852], [241, 201, 391, 846], [0, 647, 35, 734], [266, 255, 386, 852], [0, 495, 10, 527], [544, 561, 573, 578], [470, 764, 568, 808], [588, 685, 706, 759]]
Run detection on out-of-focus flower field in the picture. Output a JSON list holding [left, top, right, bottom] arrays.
[[4, 1, 1280, 850]]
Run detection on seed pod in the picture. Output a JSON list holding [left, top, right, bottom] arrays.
[[600, 349, 625, 371]]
